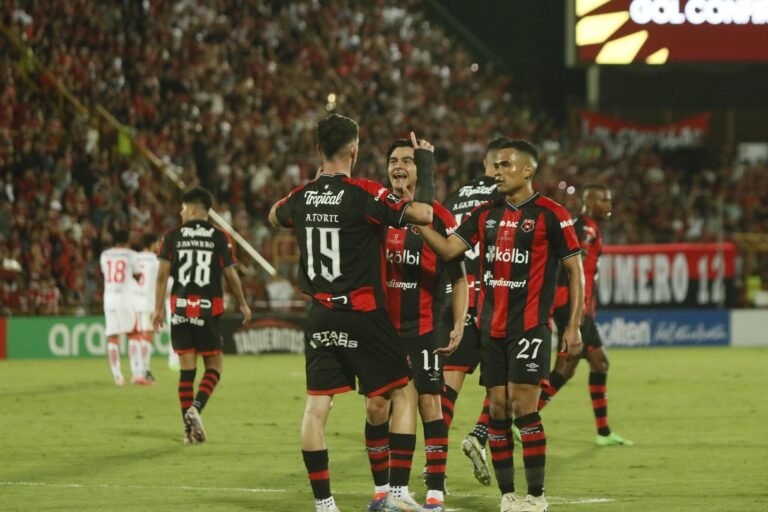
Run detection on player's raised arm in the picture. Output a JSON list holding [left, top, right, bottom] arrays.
[[560, 253, 585, 358], [402, 131, 434, 226], [418, 224, 471, 262]]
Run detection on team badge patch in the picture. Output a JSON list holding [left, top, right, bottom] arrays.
[[521, 219, 535, 233]]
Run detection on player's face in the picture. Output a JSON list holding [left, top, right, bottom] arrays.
[[589, 190, 613, 220], [387, 146, 417, 193], [493, 148, 533, 194]]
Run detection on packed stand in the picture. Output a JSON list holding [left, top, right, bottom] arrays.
[[1, 0, 766, 315]]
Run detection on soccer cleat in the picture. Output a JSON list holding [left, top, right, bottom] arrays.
[[183, 430, 195, 445], [131, 376, 155, 386], [422, 497, 445, 511], [420, 467, 449, 495], [500, 493, 523, 512], [595, 432, 633, 446], [184, 406, 206, 443], [519, 494, 547, 512], [512, 425, 522, 445], [461, 435, 491, 486], [367, 492, 388, 511], [145, 370, 155, 382], [384, 494, 423, 511], [114, 375, 125, 387]]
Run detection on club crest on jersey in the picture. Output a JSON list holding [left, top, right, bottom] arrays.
[[305, 190, 345, 207], [521, 219, 535, 233]]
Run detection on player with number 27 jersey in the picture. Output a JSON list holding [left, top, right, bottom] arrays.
[[157, 219, 236, 318]]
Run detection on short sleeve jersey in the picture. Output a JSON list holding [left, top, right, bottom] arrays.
[[133, 251, 160, 313], [441, 175, 502, 320], [454, 192, 581, 338], [100, 247, 139, 311], [384, 201, 459, 337], [274, 172, 409, 312], [157, 219, 236, 318], [554, 213, 602, 317]]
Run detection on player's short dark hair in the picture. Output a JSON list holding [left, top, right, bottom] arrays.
[[386, 139, 413, 161], [181, 186, 213, 211], [582, 183, 609, 198], [113, 230, 129, 244], [495, 138, 539, 163], [141, 233, 158, 250], [486, 136, 514, 154], [316, 114, 359, 160]]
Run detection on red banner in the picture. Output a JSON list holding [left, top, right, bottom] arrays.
[[598, 243, 736, 308]]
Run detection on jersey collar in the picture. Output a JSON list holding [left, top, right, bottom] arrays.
[[505, 191, 539, 210]]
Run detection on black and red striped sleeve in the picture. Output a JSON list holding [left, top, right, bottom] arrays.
[[157, 230, 175, 262], [453, 203, 486, 250], [544, 201, 581, 260], [348, 178, 409, 228], [216, 229, 238, 268], [274, 183, 307, 228]]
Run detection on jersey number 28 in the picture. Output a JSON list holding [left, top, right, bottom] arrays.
[[177, 249, 212, 287]]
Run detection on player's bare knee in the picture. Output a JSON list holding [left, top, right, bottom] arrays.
[[366, 395, 390, 424]]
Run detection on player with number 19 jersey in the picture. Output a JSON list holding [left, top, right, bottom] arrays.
[[157, 220, 236, 318], [275, 173, 409, 311], [274, 172, 413, 397]]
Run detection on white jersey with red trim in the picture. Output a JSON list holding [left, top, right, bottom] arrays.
[[100, 247, 139, 311], [133, 251, 160, 313]]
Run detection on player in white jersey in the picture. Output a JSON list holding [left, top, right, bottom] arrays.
[[100, 230, 144, 386], [133, 234, 161, 382]]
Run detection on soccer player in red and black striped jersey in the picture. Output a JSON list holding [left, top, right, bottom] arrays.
[[384, 139, 468, 512], [419, 139, 585, 512], [269, 114, 435, 512], [152, 187, 252, 445], [541, 184, 632, 447], [439, 138, 508, 486]]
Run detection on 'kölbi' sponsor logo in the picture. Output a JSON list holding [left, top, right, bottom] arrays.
[[485, 245, 529, 264]]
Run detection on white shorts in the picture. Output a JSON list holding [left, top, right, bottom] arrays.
[[135, 311, 154, 332], [105, 308, 137, 336]]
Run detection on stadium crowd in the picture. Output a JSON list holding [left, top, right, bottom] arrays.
[[1, 0, 767, 315]]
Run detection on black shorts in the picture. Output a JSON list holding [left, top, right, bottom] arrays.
[[444, 321, 481, 375], [480, 325, 552, 388], [552, 305, 603, 357], [170, 314, 223, 355], [404, 329, 445, 395], [305, 305, 411, 398]]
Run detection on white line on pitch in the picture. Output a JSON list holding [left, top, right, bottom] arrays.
[[0, 481, 286, 493], [0, 481, 614, 505]]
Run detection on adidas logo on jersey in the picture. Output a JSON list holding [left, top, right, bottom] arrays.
[[386, 248, 421, 266]]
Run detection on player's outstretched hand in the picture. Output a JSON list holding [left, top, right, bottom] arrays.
[[410, 131, 434, 153], [436, 324, 464, 357], [151, 309, 164, 332], [561, 324, 583, 359], [239, 303, 252, 326]]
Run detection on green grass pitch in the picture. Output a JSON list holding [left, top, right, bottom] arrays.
[[1, 346, 767, 511]]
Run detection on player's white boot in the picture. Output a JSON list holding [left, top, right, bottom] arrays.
[[519, 494, 547, 512], [500, 493, 523, 512], [184, 406, 206, 443], [461, 435, 491, 485]]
